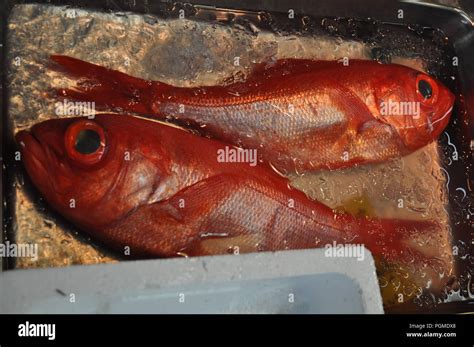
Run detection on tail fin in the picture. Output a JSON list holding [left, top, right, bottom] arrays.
[[50, 55, 168, 115], [352, 217, 441, 264]]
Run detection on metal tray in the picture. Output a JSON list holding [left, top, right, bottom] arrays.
[[1, 0, 473, 313]]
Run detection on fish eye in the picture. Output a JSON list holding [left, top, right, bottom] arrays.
[[65, 120, 106, 165], [418, 79, 432, 99], [416, 74, 438, 104], [75, 129, 101, 154]]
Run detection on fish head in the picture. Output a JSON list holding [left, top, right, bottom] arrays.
[[373, 68, 454, 150], [16, 115, 166, 229]]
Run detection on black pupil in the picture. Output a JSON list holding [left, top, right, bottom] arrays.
[[418, 79, 433, 99], [74, 129, 101, 154]]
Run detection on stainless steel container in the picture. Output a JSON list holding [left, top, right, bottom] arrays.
[[1, 0, 472, 313]]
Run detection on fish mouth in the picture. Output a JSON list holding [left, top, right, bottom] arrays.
[[432, 106, 452, 136], [15, 130, 52, 190], [428, 100, 454, 141], [429, 87, 455, 140]]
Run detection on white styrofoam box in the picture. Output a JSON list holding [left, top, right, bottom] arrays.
[[0, 248, 384, 314]]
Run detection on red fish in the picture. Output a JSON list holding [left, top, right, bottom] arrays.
[[51, 56, 454, 173], [16, 114, 436, 261]]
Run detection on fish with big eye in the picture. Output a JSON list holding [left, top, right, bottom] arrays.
[[51, 56, 455, 172], [16, 114, 440, 261]]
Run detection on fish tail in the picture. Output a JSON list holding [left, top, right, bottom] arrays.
[[50, 55, 169, 115], [353, 217, 440, 264]]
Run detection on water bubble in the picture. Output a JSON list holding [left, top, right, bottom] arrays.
[[301, 16, 310, 30]]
